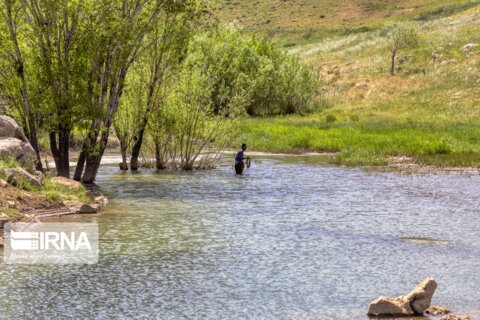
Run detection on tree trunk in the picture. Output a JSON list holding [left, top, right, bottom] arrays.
[[5, 0, 43, 172], [81, 131, 108, 183], [119, 141, 128, 170], [154, 139, 165, 170], [73, 149, 86, 181], [130, 127, 145, 171], [390, 50, 396, 75], [25, 113, 43, 172], [49, 126, 70, 178]]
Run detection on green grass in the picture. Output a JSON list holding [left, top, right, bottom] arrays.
[[43, 178, 90, 203], [235, 117, 480, 166], [0, 158, 18, 170], [224, 2, 480, 167]]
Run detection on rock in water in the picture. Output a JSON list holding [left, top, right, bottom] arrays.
[[63, 200, 99, 214], [367, 277, 437, 316], [441, 316, 470, 320], [404, 277, 437, 313], [426, 305, 451, 315], [367, 296, 414, 316]]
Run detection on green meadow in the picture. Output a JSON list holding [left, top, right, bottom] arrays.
[[226, 2, 480, 167]]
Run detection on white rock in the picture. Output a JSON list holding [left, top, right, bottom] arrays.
[[461, 43, 478, 52], [0, 116, 28, 142], [51, 176, 82, 190], [368, 296, 414, 316], [367, 277, 437, 316]]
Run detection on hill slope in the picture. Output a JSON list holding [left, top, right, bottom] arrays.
[[216, 0, 480, 43], [224, 1, 480, 167]]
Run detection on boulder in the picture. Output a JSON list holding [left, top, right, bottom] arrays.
[[367, 296, 414, 316], [0, 116, 28, 142], [461, 43, 478, 52], [63, 200, 99, 214], [3, 167, 42, 188], [404, 277, 437, 313], [367, 277, 437, 316], [51, 176, 82, 190], [0, 138, 36, 173], [0, 178, 7, 188], [94, 195, 108, 206]]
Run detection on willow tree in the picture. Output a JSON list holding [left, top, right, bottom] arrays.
[[74, 0, 173, 183], [124, 0, 209, 171], [0, 0, 95, 177]]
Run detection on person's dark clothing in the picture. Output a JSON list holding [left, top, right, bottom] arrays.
[[235, 150, 245, 165], [235, 163, 244, 174], [235, 149, 246, 174]]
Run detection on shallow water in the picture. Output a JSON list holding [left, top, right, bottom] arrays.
[[1, 156, 480, 319]]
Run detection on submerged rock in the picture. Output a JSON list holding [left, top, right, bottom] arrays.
[[63, 200, 99, 214], [94, 195, 108, 206], [441, 316, 470, 320], [426, 305, 451, 315], [367, 277, 437, 316]]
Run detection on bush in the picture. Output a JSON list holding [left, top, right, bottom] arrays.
[[325, 114, 337, 123], [184, 26, 320, 116]]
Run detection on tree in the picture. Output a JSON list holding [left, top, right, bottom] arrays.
[[387, 22, 419, 75], [128, 1, 206, 171], [183, 26, 319, 116], [74, 0, 168, 183], [0, 0, 43, 171]]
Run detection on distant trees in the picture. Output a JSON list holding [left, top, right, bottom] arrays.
[[0, 1, 319, 180], [386, 22, 419, 75], [186, 27, 319, 116]]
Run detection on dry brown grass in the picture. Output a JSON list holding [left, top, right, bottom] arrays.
[[216, 0, 478, 37]]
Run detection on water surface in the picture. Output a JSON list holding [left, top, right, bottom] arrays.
[[1, 156, 480, 319]]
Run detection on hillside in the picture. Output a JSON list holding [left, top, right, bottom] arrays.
[[216, 0, 480, 43], [223, 1, 480, 167]]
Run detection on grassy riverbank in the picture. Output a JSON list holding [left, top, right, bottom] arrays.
[[226, 2, 480, 167], [0, 160, 90, 220], [236, 117, 480, 166]]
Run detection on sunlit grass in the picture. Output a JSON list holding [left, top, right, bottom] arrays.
[[235, 117, 480, 166]]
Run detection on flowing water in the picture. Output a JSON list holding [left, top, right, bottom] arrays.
[[1, 156, 480, 319]]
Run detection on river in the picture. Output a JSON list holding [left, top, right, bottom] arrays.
[[1, 155, 480, 319]]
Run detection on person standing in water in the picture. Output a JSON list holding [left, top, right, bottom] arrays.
[[235, 143, 250, 174]]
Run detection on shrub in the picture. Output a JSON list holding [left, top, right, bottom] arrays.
[[325, 114, 337, 123]]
